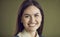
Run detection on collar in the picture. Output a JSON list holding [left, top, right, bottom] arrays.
[[17, 29, 39, 37]]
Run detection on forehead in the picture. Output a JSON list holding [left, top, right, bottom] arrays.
[[23, 5, 41, 15]]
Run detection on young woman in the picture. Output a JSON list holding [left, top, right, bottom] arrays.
[[15, 0, 44, 37]]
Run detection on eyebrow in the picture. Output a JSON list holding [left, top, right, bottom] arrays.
[[24, 14, 30, 16], [34, 13, 39, 15], [24, 13, 39, 15]]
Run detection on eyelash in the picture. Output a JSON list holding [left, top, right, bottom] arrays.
[[24, 15, 39, 18], [35, 15, 39, 17], [25, 15, 30, 18]]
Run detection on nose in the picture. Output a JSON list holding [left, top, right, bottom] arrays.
[[30, 16, 36, 24]]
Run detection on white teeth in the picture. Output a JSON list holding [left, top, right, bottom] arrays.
[[29, 24, 35, 27]]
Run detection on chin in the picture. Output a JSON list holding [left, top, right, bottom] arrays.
[[28, 28, 37, 32]]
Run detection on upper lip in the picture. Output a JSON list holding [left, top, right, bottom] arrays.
[[28, 24, 36, 27]]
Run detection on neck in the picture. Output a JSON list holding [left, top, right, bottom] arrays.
[[25, 29, 37, 37], [30, 31, 37, 37]]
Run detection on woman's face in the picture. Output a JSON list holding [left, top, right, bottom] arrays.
[[21, 5, 42, 32]]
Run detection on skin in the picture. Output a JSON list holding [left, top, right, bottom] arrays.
[[21, 5, 42, 37]]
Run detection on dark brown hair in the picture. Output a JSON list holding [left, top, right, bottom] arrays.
[[15, 0, 44, 36]]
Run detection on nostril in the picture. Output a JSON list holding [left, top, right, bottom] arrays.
[[29, 20, 36, 24], [30, 19, 35, 23]]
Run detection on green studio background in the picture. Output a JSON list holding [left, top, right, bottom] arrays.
[[0, 0, 60, 37]]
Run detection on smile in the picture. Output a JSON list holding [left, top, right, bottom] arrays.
[[28, 24, 36, 27]]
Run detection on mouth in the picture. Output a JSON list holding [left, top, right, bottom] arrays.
[[28, 24, 36, 27]]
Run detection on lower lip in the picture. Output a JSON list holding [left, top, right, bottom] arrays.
[[29, 25, 36, 27]]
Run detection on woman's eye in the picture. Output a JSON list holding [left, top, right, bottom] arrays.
[[25, 15, 30, 18], [35, 15, 39, 17]]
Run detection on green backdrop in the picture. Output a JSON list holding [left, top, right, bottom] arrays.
[[0, 0, 60, 37]]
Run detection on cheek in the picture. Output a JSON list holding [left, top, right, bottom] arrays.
[[37, 17, 42, 24], [22, 18, 30, 26]]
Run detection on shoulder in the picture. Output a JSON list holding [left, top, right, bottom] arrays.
[[40, 35, 44, 37], [14, 35, 19, 37], [14, 32, 22, 37]]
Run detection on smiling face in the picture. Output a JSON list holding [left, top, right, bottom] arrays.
[[21, 5, 42, 32]]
